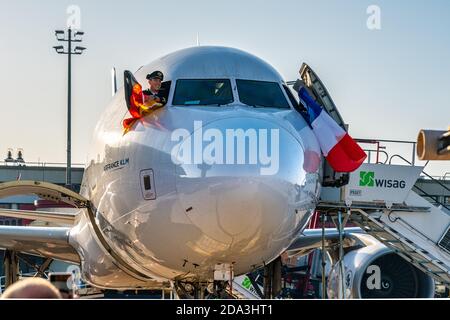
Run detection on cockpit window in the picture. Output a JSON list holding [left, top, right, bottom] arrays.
[[173, 79, 233, 106], [236, 79, 290, 109], [159, 81, 171, 102]]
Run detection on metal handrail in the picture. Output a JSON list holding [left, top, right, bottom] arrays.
[[413, 185, 449, 211], [356, 138, 417, 165], [389, 154, 450, 193], [386, 154, 450, 210], [357, 138, 416, 144], [388, 154, 415, 166], [363, 149, 389, 164], [420, 175, 450, 181]]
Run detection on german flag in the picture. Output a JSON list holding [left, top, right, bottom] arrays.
[[122, 70, 165, 134], [123, 70, 144, 133]]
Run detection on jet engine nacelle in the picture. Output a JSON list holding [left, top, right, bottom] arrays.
[[417, 129, 450, 160], [327, 235, 435, 298]]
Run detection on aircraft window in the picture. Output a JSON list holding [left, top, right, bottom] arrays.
[[236, 80, 290, 109], [159, 81, 171, 102], [143, 175, 151, 190], [173, 79, 233, 106], [282, 84, 306, 112]]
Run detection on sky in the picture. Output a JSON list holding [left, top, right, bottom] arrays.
[[0, 0, 449, 176]]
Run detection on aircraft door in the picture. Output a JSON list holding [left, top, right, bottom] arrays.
[[296, 63, 350, 187], [298, 63, 346, 130]]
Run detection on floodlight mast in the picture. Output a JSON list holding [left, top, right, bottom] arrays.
[[53, 28, 86, 189]]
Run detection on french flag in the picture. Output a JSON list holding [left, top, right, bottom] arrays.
[[298, 86, 367, 172]]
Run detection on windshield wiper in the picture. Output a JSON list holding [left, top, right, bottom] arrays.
[[246, 103, 268, 108], [180, 102, 231, 107], [207, 101, 233, 106], [245, 103, 289, 109]]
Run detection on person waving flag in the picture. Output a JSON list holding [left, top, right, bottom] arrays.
[[122, 70, 164, 134], [297, 85, 367, 172]]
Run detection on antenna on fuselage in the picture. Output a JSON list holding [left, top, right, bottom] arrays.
[[111, 67, 117, 96], [196, 32, 200, 46]]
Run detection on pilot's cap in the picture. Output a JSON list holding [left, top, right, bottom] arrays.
[[146, 71, 164, 81]]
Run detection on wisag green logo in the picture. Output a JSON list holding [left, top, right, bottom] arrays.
[[359, 171, 375, 187], [359, 171, 406, 189]]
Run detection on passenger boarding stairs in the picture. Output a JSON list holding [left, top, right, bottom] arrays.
[[319, 163, 450, 286]]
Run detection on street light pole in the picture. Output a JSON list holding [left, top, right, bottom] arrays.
[[53, 28, 86, 190], [67, 28, 72, 188]]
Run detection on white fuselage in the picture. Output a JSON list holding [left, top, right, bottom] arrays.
[[70, 46, 322, 289]]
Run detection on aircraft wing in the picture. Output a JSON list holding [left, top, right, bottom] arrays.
[[0, 208, 77, 225], [0, 225, 79, 263], [0, 180, 86, 263], [286, 227, 364, 256]]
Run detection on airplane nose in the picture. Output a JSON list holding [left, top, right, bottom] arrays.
[[172, 117, 312, 181], [173, 117, 319, 259]]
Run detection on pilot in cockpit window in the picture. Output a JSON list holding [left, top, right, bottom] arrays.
[[143, 71, 167, 107]]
